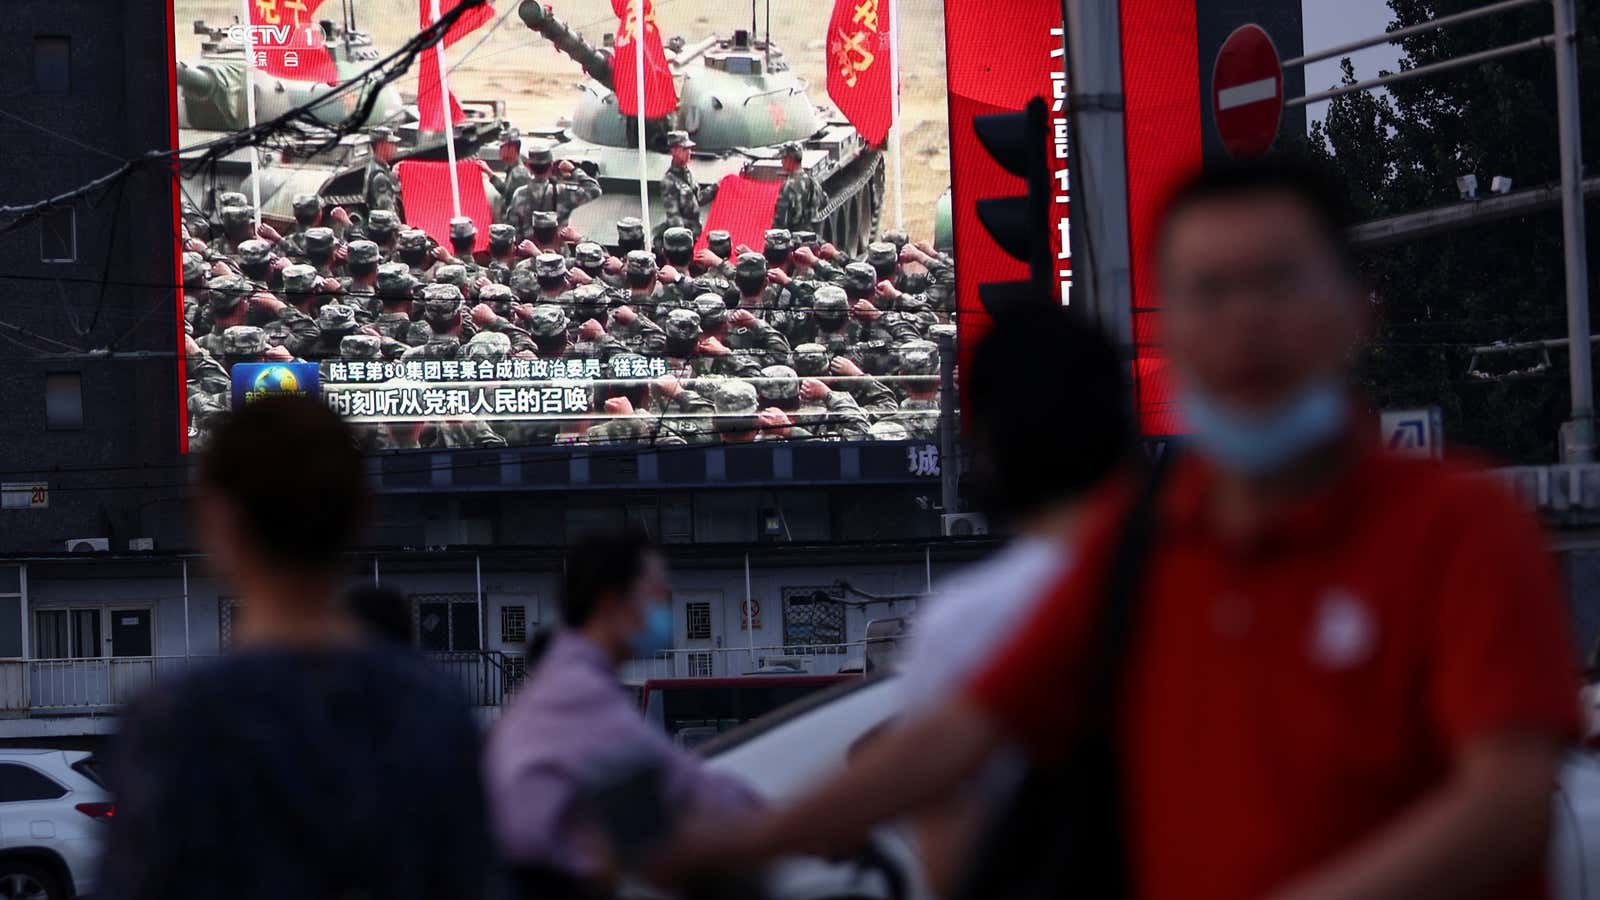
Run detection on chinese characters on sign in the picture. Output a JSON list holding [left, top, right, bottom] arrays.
[[906, 443, 940, 477], [1049, 26, 1072, 307], [321, 355, 673, 422]]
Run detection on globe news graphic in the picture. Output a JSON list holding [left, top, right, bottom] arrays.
[[254, 366, 302, 394], [230, 363, 322, 409]]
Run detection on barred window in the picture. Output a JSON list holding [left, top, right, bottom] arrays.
[[782, 587, 847, 650], [685, 601, 711, 641], [504, 655, 527, 691], [500, 605, 528, 644], [687, 651, 713, 677]]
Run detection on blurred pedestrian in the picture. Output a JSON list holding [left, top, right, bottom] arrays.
[[896, 303, 1134, 894], [484, 528, 758, 899], [347, 584, 412, 644], [665, 160, 1581, 900], [98, 397, 492, 900]]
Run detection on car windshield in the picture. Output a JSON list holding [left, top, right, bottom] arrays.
[[71, 757, 106, 788]]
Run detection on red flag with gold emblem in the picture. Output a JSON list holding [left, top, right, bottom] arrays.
[[826, 0, 894, 147], [611, 0, 679, 119], [248, 0, 341, 84]]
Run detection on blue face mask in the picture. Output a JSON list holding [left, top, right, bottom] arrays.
[[628, 603, 675, 659], [1180, 380, 1347, 476]]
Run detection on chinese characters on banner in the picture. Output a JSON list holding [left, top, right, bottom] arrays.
[[826, 0, 894, 147], [612, 0, 680, 119], [247, 0, 341, 83], [322, 355, 670, 421], [1048, 27, 1072, 307]]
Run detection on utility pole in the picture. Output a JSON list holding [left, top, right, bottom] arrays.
[[1552, 0, 1593, 462]]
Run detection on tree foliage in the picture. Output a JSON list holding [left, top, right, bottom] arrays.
[[1305, 0, 1600, 462]]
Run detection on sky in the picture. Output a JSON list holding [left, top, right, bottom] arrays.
[[1301, 0, 1403, 128]]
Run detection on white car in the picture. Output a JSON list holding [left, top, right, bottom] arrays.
[[1556, 752, 1600, 900], [0, 749, 111, 899]]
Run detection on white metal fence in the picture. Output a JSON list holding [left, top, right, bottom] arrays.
[[0, 656, 210, 713], [620, 641, 869, 683]]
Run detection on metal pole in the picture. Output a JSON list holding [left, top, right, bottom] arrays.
[[744, 553, 754, 666], [372, 556, 379, 587], [888, 0, 904, 230], [937, 329, 958, 514], [634, 0, 651, 229], [924, 546, 931, 593], [237, 0, 263, 231], [430, 0, 463, 219], [181, 559, 191, 659], [1554, 0, 1594, 462], [1282, 0, 1542, 68], [1287, 34, 1554, 108], [475, 554, 486, 649]]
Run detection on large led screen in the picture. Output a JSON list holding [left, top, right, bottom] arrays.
[[170, 0, 980, 452]]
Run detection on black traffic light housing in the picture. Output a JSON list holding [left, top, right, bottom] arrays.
[[973, 96, 1053, 317]]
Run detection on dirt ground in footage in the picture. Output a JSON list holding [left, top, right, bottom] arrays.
[[176, 0, 952, 240]]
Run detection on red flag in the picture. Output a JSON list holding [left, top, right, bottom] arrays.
[[247, 0, 341, 84], [611, 0, 679, 119], [416, 1, 494, 132], [694, 174, 784, 254], [825, 0, 895, 147], [395, 159, 494, 253]]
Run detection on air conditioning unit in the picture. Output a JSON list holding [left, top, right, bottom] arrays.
[[127, 537, 155, 551], [941, 513, 990, 537], [65, 537, 110, 553]]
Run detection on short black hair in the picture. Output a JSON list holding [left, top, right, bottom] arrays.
[[199, 396, 367, 570], [560, 526, 658, 628], [968, 305, 1134, 521], [1157, 158, 1360, 274]]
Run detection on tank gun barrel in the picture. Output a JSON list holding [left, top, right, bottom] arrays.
[[175, 61, 219, 95], [518, 1, 614, 91]]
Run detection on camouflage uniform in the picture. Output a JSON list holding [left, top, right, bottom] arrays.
[[619, 251, 670, 318], [196, 275, 252, 359], [505, 141, 602, 232], [372, 264, 420, 344], [572, 241, 621, 290], [403, 284, 469, 351], [701, 294, 790, 369], [614, 217, 648, 257], [489, 162, 535, 224], [206, 206, 255, 259], [301, 304, 361, 361], [432, 264, 479, 304], [752, 365, 820, 440], [397, 230, 442, 282], [771, 142, 829, 232], [472, 284, 538, 355], [792, 341, 899, 417], [448, 218, 483, 277], [364, 210, 402, 256], [182, 252, 208, 336], [364, 127, 403, 217], [660, 132, 717, 237], [278, 193, 323, 260], [340, 241, 383, 310], [883, 340, 942, 440], [235, 239, 275, 288]]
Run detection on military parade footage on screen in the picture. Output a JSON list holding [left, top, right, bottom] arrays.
[[174, 0, 956, 451]]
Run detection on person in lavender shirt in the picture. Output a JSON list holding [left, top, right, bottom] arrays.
[[485, 528, 759, 899]]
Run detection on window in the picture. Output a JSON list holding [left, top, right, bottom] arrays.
[[686, 651, 713, 677], [503, 655, 527, 691], [685, 601, 711, 641], [782, 587, 847, 650], [32, 36, 69, 96], [33, 608, 101, 659], [0, 764, 65, 803], [413, 594, 480, 652], [0, 567, 20, 659], [40, 207, 76, 263], [500, 605, 527, 644], [46, 373, 82, 429]]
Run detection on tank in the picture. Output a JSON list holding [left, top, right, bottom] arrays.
[[514, 0, 885, 253], [176, 6, 503, 229]]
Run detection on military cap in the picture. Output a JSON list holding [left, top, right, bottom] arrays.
[[523, 139, 555, 165], [449, 216, 478, 241], [347, 240, 381, 266], [897, 339, 939, 375], [713, 379, 759, 414], [316, 303, 358, 333], [304, 227, 337, 254], [182, 252, 207, 286], [530, 210, 559, 231], [508, 266, 540, 300], [763, 229, 794, 253], [421, 283, 464, 317], [624, 250, 658, 276], [842, 261, 878, 293], [479, 283, 516, 306], [757, 364, 799, 403], [366, 210, 400, 234], [881, 229, 910, 251], [368, 126, 398, 144], [779, 141, 804, 161], [692, 294, 728, 329], [662, 227, 695, 253], [292, 193, 321, 217], [666, 130, 697, 149], [569, 283, 609, 316], [219, 205, 254, 227], [527, 304, 569, 338], [928, 323, 958, 343], [866, 241, 898, 269], [433, 264, 472, 289], [221, 325, 267, 356], [218, 191, 250, 210], [281, 263, 319, 293], [900, 270, 932, 294], [534, 252, 568, 279], [397, 229, 431, 251], [868, 420, 910, 441], [792, 342, 830, 377], [340, 333, 383, 359], [689, 274, 729, 298], [463, 331, 512, 360], [811, 284, 850, 313], [501, 127, 522, 146], [237, 239, 273, 266], [206, 274, 250, 312], [488, 223, 518, 246], [662, 308, 702, 341], [734, 251, 768, 280], [376, 262, 417, 295], [573, 241, 606, 268], [615, 217, 645, 241], [793, 230, 819, 248]]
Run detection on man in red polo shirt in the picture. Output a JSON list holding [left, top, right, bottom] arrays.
[[664, 161, 1580, 899]]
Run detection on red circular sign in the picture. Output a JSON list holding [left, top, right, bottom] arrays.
[[1212, 24, 1284, 160]]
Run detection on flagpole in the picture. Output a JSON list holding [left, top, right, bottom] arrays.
[[430, 0, 463, 219], [237, 0, 263, 232], [888, 0, 903, 231], [634, 0, 650, 229]]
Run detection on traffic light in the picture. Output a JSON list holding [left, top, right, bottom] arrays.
[[973, 96, 1052, 316]]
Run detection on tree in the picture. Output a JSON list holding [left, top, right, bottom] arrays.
[[1306, 0, 1600, 462]]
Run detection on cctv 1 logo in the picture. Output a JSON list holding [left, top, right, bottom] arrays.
[[230, 362, 321, 408]]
